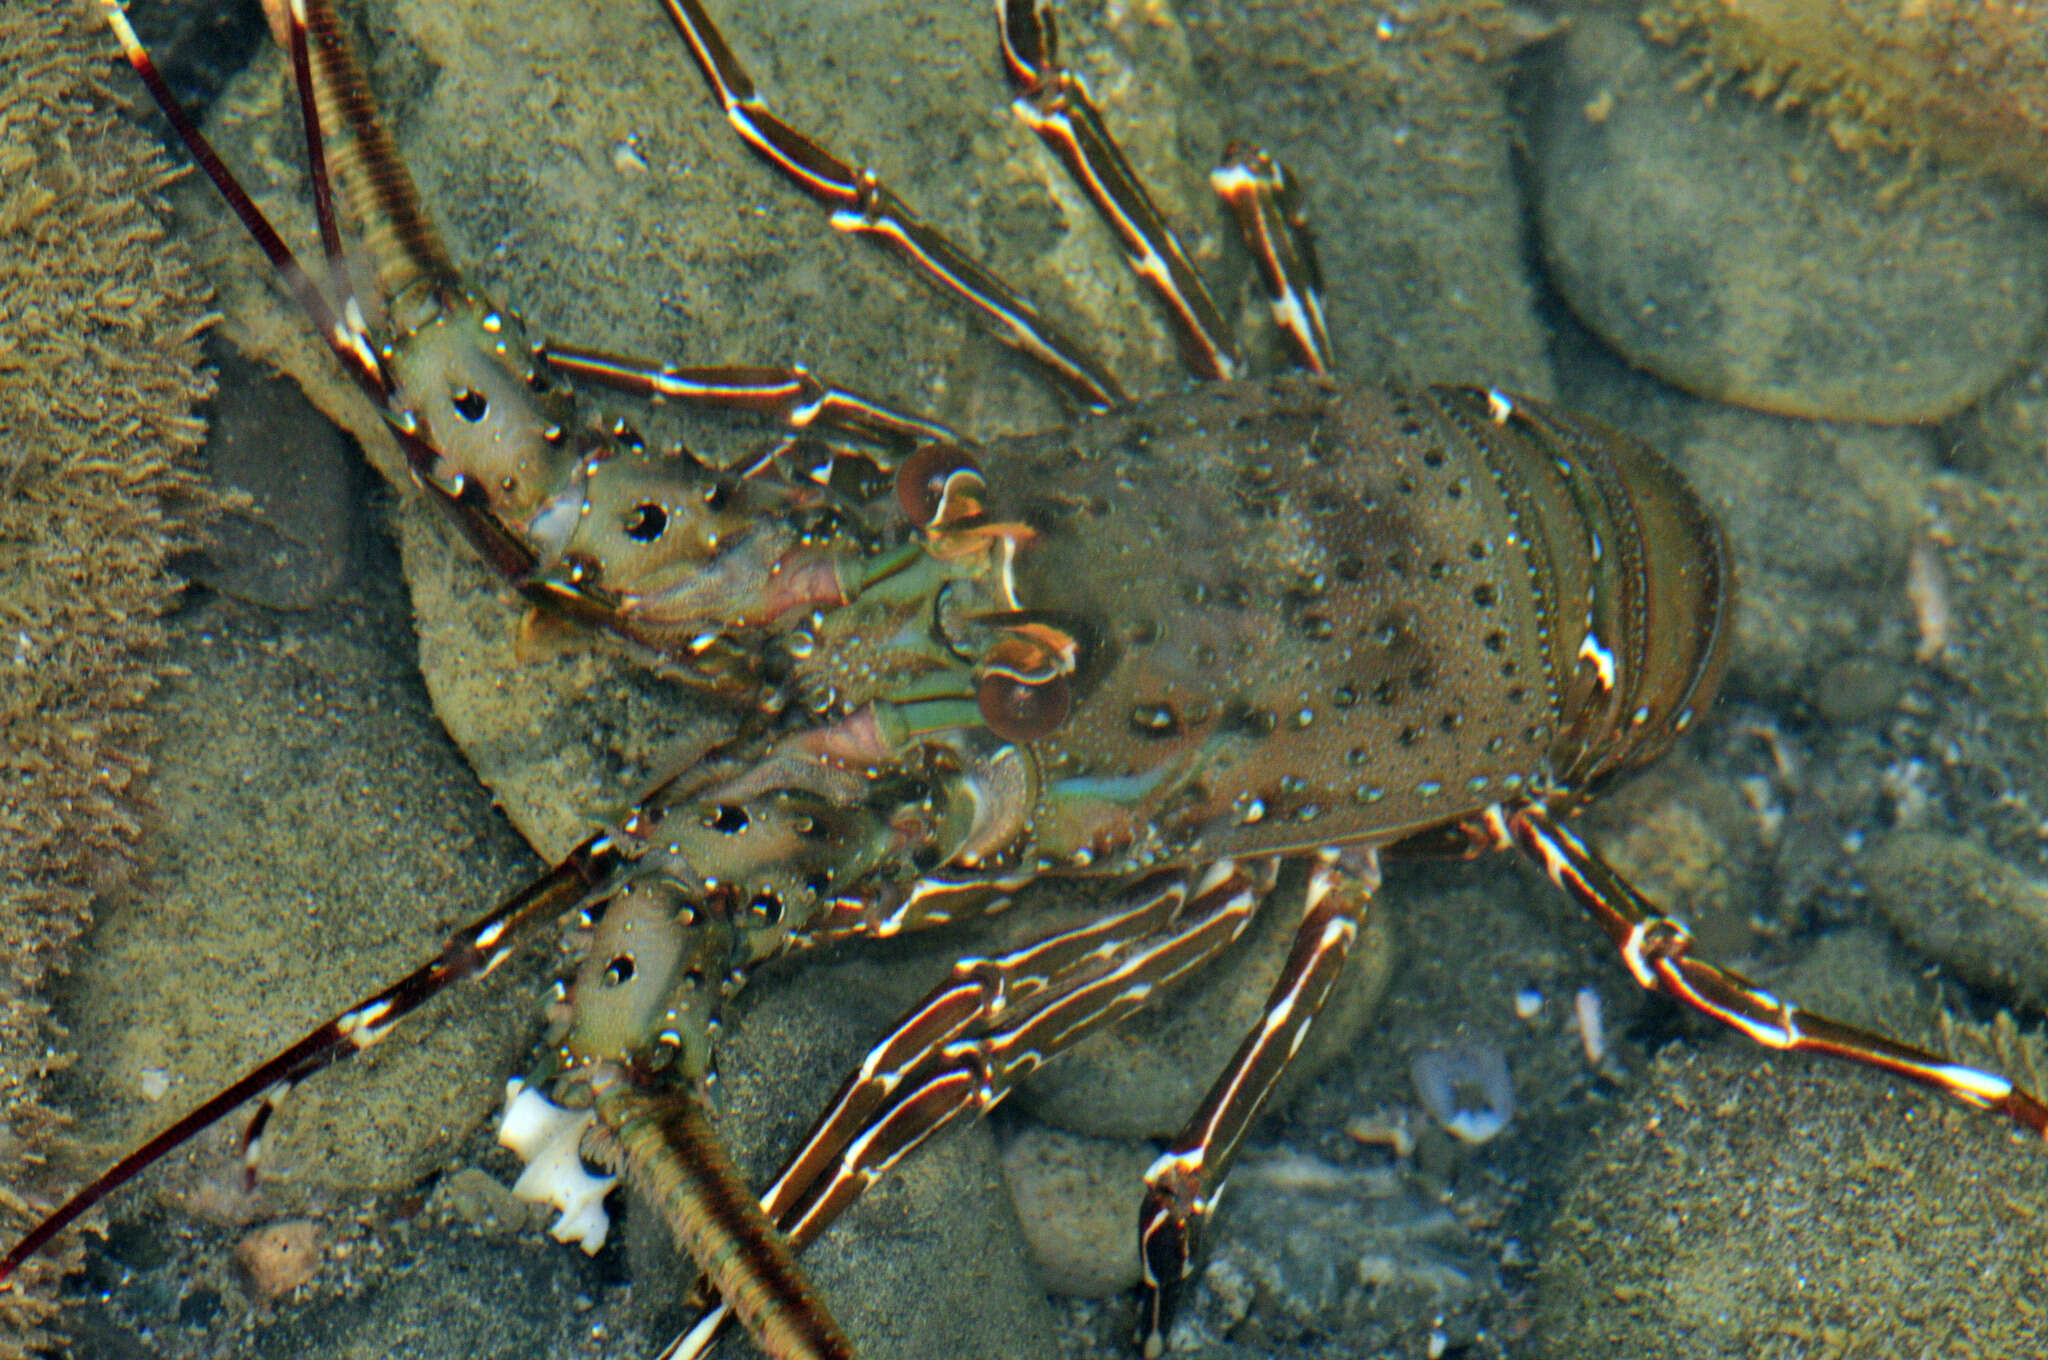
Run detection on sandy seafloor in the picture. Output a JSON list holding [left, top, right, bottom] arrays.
[[26, 0, 2048, 1357]]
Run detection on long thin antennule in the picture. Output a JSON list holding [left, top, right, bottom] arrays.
[[282, 0, 350, 298], [289, 0, 459, 298], [100, 0, 385, 396]]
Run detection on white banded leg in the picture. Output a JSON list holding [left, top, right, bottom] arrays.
[[997, 0, 1241, 381], [1134, 848, 1379, 1356], [657, 0, 1127, 410], [1209, 144, 1334, 375], [667, 857, 1279, 1359], [1495, 801, 2048, 1136], [541, 347, 960, 457]]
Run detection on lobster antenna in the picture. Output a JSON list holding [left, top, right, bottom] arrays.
[[289, 0, 460, 302], [103, 0, 560, 645], [0, 850, 610, 1290]]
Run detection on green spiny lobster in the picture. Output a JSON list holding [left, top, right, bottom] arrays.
[[6, 1, 2046, 1356]]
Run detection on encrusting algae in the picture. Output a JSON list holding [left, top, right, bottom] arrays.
[[0, 0, 216, 1351], [1640, 0, 2048, 198]]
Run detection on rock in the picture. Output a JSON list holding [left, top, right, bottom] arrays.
[[1946, 360, 2048, 490], [428, 1167, 550, 1240], [1862, 830, 2048, 1009], [999, 1124, 1153, 1298], [1170, 1147, 1494, 1358], [1809, 654, 1913, 728], [1533, 1040, 2048, 1360], [59, 567, 544, 1207], [1919, 478, 2048, 847], [193, 343, 362, 611], [232, 1219, 322, 1302], [1527, 11, 2048, 424]]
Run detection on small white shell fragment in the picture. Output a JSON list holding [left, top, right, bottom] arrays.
[[138, 1067, 172, 1102], [1410, 1041, 1515, 1145], [611, 136, 649, 177], [1574, 986, 1608, 1066], [497, 1079, 575, 1160], [497, 1079, 618, 1254], [1737, 774, 1785, 845], [1344, 1107, 1418, 1158], [1513, 987, 1543, 1020], [1906, 535, 1950, 663]]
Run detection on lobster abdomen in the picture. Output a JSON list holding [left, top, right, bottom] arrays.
[[990, 376, 1731, 864]]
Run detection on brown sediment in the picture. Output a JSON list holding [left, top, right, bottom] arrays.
[[1640, 0, 2048, 197], [0, 0, 216, 1350], [1533, 1038, 2048, 1359]]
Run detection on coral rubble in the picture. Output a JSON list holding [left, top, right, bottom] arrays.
[[1643, 0, 2048, 197]]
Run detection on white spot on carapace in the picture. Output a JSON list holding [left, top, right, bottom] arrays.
[[1577, 632, 1616, 692]]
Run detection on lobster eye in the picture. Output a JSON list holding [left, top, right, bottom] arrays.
[[451, 387, 488, 422], [624, 502, 669, 542], [975, 623, 1083, 743], [974, 647, 1073, 733], [896, 441, 984, 529], [977, 667, 1071, 743]]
